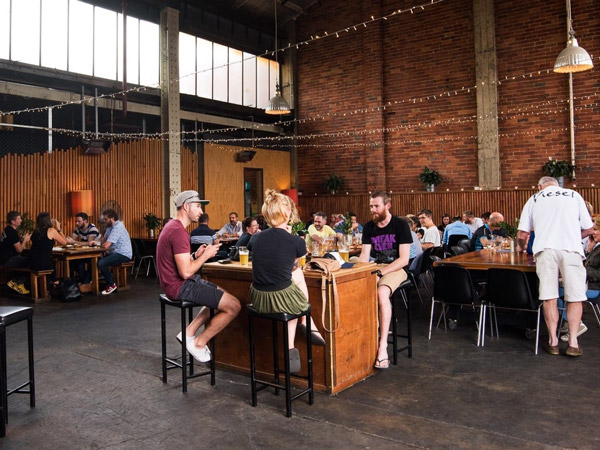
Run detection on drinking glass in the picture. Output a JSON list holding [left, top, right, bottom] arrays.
[[238, 246, 249, 265], [338, 243, 350, 262]]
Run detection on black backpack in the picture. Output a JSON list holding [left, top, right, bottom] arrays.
[[55, 278, 82, 302]]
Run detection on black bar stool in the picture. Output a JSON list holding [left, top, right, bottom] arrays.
[[388, 279, 413, 365], [247, 304, 314, 418], [159, 294, 215, 393], [0, 306, 35, 437]]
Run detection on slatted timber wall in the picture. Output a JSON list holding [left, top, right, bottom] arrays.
[[0, 139, 198, 237], [299, 188, 600, 225]]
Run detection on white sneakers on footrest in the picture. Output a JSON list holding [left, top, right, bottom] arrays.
[[176, 331, 211, 362]]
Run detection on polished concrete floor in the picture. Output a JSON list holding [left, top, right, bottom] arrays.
[[1, 277, 599, 449]]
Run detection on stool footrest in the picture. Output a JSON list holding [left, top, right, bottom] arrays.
[[254, 379, 312, 400], [7, 381, 31, 397]]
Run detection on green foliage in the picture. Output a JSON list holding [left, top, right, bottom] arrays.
[[17, 213, 35, 236], [542, 159, 574, 179], [418, 167, 443, 185], [324, 174, 344, 194], [339, 212, 353, 235], [291, 221, 306, 236], [143, 212, 161, 230], [498, 219, 519, 239]]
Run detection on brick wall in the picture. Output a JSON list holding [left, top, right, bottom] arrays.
[[295, 0, 599, 198]]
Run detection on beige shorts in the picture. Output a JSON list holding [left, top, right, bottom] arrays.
[[535, 249, 586, 302], [378, 267, 408, 294]]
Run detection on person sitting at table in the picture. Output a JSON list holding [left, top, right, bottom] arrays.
[[470, 212, 507, 251], [481, 211, 491, 226], [0, 210, 32, 294], [437, 213, 450, 233], [237, 216, 260, 248], [248, 189, 325, 373], [26, 213, 67, 286], [256, 214, 268, 231], [358, 191, 412, 369], [218, 212, 243, 237], [191, 213, 218, 246], [350, 213, 363, 235], [442, 216, 472, 247], [330, 213, 343, 229], [157, 190, 240, 363], [417, 209, 441, 250], [405, 215, 423, 268], [305, 212, 336, 248], [98, 209, 132, 296], [462, 210, 484, 235], [67, 212, 101, 284]]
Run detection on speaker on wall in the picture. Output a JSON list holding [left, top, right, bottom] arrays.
[[85, 140, 111, 154], [235, 150, 256, 163]]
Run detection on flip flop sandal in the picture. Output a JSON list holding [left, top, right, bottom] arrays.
[[289, 348, 301, 373], [374, 358, 390, 369]]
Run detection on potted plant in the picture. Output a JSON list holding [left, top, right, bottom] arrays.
[[541, 157, 574, 187], [143, 212, 161, 239], [418, 167, 443, 192], [339, 212, 354, 246], [324, 174, 343, 195]]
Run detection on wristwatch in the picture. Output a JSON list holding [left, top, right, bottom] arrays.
[[191, 252, 197, 261], [376, 270, 383, 278]]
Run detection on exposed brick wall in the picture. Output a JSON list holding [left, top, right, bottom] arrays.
[[295, 0, 599, 198]]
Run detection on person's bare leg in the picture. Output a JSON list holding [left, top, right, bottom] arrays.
[[543, 299, 559, 346], [287, 318, 298, 349], [291, 267, 325, 342], [376, 286, 392, 364], [566, 301, 583, 348], [185, 307, 211, 337], [195, 293, 241, 347]]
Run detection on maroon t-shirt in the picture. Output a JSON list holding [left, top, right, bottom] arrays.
[[156, 219, 191, 300]]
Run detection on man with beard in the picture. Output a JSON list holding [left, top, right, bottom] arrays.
[[358, 191, 412, 369], [67, 212, 101, 284], [157, 191, 240, 362], [305, 211, 336, 248], [218, 212, 243, 237]]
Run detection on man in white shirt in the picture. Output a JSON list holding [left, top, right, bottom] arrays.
[[462, 210, 483, 234], [417, 209, 441, 250], [517, 176, 594, 357], [218, 212, 243, 237]]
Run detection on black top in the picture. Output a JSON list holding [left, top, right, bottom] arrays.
[[0, 226, 20, 265], [27, 229, 54, 271], [237, 232, 253, 248], [470, 225, 507, 251], [190, 224, 215, 237], [249, 228, 306, 291], [362, 215, 412, 264]]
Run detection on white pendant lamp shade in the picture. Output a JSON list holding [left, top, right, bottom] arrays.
[[554, 36, 594, 73], [266, 85, 291, 115]]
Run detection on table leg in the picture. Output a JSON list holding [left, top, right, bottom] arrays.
[[91, 257, 100, 295]]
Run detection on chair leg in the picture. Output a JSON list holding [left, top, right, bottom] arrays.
[[282, 324, 292, 418], [428, 299, 436, 340], [27, 317, 35, 408], [401, 289, 412, 358], [305, 312, 314, 405], [249, 313, 257, 407], [0, 326, 7, 428], [390, 296, 398, 365], [180, 307, 188, 393], [534, 308, 541, 355], [161, 302, 167, 383]]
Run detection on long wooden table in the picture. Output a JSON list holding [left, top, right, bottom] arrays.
[[435, 250, 536, 271], [53, 247, 106, 294], [202, 261, 379, 394]]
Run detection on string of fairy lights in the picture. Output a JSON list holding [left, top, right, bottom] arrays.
[[0, 0, 597, 173]]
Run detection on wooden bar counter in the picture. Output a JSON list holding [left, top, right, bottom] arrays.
[[202, 261, 379, 394]]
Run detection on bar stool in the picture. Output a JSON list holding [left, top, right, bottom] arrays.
[[0, 306, 35, 438], [159, 294, 215, 393], [388, 279, 413, 365], [247, 304, 314, 418]]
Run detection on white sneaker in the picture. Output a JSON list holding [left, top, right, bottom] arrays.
[[560, 322, 588, 342], [176, 332, 211, 362]]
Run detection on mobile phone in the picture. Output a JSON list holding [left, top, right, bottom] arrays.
[[218, 259, 232, 264]]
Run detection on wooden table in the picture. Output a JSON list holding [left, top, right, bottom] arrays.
[[52, 247, 106, 294], [202, 261, 379, 394], [435, 250, 536, 272]]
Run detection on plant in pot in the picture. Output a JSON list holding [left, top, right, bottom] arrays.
[[541, 157, 573, 187], [339, 212, 353, 246], [143, 212, 161, 239], [418, 167, 443, 192], [324, 174, 343, 195]]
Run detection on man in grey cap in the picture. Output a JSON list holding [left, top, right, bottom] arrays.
[[156, 190, 241, 362]]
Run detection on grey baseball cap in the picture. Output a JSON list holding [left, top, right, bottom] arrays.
[[174, 190, 210, 207]]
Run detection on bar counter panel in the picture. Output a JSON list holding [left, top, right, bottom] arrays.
[[202, 262, 378, 394]]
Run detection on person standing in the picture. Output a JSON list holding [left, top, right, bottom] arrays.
[[517, 176, 594, 357], [98, 209, 132, 295], [358, 191, 412, 369], [157, 191, 240, 363]]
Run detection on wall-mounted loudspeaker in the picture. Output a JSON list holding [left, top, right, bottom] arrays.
[[235, 150, 256, 163], [85, 140, 111, 154]]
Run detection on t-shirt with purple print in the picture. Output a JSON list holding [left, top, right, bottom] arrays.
[[362, 215, 412, 264]]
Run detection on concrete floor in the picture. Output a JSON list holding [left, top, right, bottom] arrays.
[[1, 278, 599, 449]]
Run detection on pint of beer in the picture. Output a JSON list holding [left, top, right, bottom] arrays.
[[339, 249, 349, 262], [239, 246, 249, 265], [299, 255, 306, 267]]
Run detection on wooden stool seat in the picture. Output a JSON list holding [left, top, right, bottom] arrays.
[[110, 262, 134, 291], [0, 267, 53, 301]]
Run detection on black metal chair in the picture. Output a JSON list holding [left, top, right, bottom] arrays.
[[160, 294, 215, 393], [448, 234, 470, 248], [248, 304, 314, 418], [484, 269, 542, 354], [451, 245, 467, 256], [133, 239, 158, 280], [0, 306, 35, 437], [388, 279, 413, 365], [429, 265, 484, 345], [457, 238, 472, 253]]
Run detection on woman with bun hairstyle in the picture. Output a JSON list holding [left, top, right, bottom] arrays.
[[248, 189, 325, 373]]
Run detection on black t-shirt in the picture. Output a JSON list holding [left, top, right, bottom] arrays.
[[190, 224, 215, 237], [249, 228, 306, 291], [0, 226, 20, 265], [362, 215, 412, 264]]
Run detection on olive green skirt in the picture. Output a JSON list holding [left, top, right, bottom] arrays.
[[249, 283, 309, 315]]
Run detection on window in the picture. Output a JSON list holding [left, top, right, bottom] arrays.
[[243, 53, 257, 107], [117, 15, 140, 84], [179, 33, 196, 95], [197, 38, 213, 99], [69, 0, 93, 75], [213, 43, 228, 102], [41, 0, 68, 70], [94, 7, 118, 80], [0, 0, 8, 60], [12, 0, 40, 65], [139, 20, 159, 86], [228, 48, 243, 105], [256, 57, 270, 109]]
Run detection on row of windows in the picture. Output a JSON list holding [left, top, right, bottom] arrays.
[[0, 0, 279, 108]]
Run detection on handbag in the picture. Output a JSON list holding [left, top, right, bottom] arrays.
[[303, 258, 341, 333], [56, 278, 82, 302]]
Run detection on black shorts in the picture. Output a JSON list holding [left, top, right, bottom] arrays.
[[177, 275, 224, 310]]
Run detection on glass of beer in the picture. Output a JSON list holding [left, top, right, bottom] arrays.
[[238, 246, 249, 265], [338, 243, 349, 262], [299, 254, 306, 267]]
